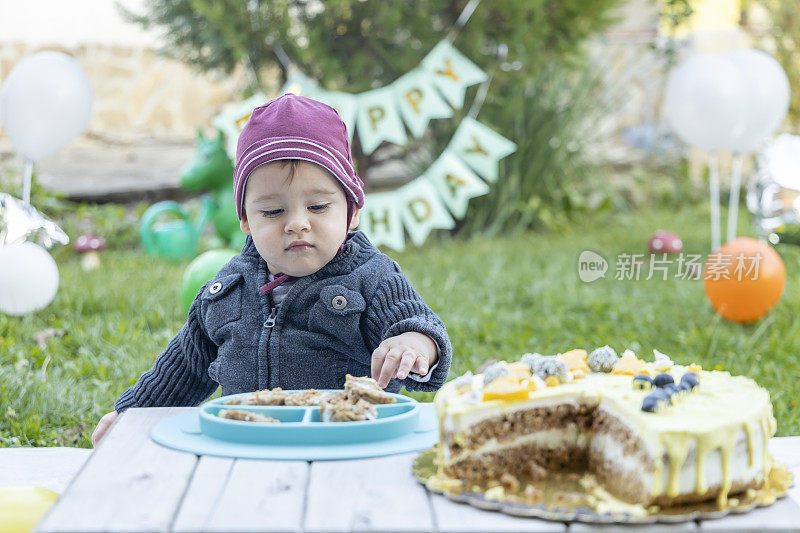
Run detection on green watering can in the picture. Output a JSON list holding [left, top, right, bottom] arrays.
[[140, 196, 215, 261]]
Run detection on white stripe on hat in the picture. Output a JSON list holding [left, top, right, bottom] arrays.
[[237, 137, 355, 180], [238, 150, 359, 203]]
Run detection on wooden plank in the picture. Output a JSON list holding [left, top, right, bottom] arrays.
[[201, 459, 308, 533], [36, 407, 198, 533], [171, 456, 234, 532], [699, 496, 800, 532], [304, 453, 434, 533], [770, 436, 800, 509], [0, 447, 91, 494], [769, 437, 800, 470], [430, 492, 567, 533], [568, 521, 697, 532]]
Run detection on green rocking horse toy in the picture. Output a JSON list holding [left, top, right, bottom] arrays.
[[140, 129, 245, 260]]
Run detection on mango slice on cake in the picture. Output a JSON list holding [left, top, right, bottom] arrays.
[[482, 374, 531, 401], [558, 349, 589, 373], [611, 353, 650, 376], [506, 361, 533, 380]]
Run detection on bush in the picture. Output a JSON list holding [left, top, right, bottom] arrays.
[[456, 61, 612, 235]]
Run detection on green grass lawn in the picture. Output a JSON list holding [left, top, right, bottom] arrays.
[[1, 202, 798, 448]]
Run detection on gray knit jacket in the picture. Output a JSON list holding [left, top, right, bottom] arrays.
[[114, 231, 452, 412]]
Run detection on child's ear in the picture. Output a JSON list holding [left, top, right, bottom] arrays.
[[349, 208, 360, 230], [240, 214, 252, 235]]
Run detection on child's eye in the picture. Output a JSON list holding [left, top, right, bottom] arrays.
[[308, 204, 330, 212], [260, 209, 283, 217]]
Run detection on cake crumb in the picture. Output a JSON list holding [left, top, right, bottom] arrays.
[[218, 409, 279, 423], [500, 473, 520, 493], [284, 389, 324, 405], [320, 396, 377, 422], [226, 388, 289, 405], [523, 484, 543, 504], [528, 461, 547, 481], [484, 485, 505, 501], [554, 491, 583, 505]]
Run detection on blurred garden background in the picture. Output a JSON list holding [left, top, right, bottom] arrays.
[[1, 0, 800, 449]]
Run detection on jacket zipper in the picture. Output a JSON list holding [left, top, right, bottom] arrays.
[[262, 292, 276, 388], [264, 307, 277, 328]]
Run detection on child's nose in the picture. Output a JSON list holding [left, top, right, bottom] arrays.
[[285, 212, 311, 233]]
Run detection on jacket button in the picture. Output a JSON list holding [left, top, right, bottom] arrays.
[[332, 295, 347, 310], [209, 282, 222, 295]]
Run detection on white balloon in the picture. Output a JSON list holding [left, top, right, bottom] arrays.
[[726, 49, 790, 153], [1, 51, 93, 161], [0, 242, 59, 316], [662, 55, 747, 152]]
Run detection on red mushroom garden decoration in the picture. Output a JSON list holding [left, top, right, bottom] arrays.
[[648, 230, 683, 254], [75, 234, 106, 270]]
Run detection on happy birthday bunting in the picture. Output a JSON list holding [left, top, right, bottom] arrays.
[[281, 70, 321, 97], [355, 86, 407, 155], [399, 179, 455, 247], [420, 40, 488, 110], [211, 92, 268, 159], [309, 89, 359, 142], [424, 151, 489, 218], [358, 192, 406, 251], [393, 70, 453, 139], [448, 116, 517, 183]]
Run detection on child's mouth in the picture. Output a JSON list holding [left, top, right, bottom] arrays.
[[286, 241, 313, 251]]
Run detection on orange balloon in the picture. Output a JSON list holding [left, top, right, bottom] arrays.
[[703, 237, 786, 323]]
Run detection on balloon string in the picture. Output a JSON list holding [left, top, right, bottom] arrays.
[[445, 0, 482, 43], [22, 159, 34, 205], [709, 153, 721, 251], [727, 153, 744, 244]]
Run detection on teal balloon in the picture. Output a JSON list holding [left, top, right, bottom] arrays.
[[181, 249, 238, 313]]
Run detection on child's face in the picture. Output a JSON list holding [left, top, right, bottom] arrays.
[[239, 161, 360, 277]]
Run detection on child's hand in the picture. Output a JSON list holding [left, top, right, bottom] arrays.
[[371, 331, 438, 388], [91, 410, 119, 447]]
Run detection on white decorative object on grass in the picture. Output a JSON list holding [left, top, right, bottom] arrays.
[[0, 242, 59, 316]]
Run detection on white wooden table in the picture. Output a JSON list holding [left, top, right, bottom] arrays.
[[25, 407, 800, 533]]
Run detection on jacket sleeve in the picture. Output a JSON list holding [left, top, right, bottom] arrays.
[[363, 266, 452, 392], [114, 286, 219, 412]]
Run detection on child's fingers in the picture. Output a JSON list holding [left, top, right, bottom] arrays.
[[395, 351, 418, 380], [378, 347, 405, 388], [90, 425, 102, 447], [91, 416, 112, 447], [371, 344, 390, 382], [412, 357, 429, 376]]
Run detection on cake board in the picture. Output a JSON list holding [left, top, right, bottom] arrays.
[[412, 447, 795, 524]]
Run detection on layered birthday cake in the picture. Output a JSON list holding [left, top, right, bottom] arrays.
[[432, 347, 781, 510]]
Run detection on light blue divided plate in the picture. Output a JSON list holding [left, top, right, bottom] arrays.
[[200, 390, 419, 445], [150, 391, 439, 460]]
